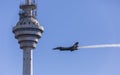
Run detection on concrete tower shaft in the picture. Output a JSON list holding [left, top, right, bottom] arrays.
[[23, 48, 33, 75]]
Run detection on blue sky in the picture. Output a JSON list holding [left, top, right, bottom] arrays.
[[0, 0, 120, 75]]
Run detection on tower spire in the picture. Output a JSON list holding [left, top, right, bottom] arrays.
[[12, 0, 44, 75], [26, 0, 30, 5]]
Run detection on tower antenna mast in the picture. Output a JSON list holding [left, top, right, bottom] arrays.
[[26, 0, 30, 5]]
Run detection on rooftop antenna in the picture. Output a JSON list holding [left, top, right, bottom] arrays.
[[26, 0, 30, 5], [12, 0, 44, 75]]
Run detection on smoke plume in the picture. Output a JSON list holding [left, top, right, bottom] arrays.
[[79, 44, 120, 49]]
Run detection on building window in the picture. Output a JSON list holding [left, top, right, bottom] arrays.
[[28, 22, 30, 24], [24, 22, 26, 24]]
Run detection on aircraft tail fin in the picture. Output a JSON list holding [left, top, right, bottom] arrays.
[[74, 42, 79, 46]]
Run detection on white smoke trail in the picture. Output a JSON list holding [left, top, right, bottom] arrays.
[[79, 44, 120, 49]]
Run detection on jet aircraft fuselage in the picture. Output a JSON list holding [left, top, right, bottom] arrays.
[[53, 42, 79, 51]]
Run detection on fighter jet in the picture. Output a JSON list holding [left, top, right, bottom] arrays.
[[53, 42, 79, 51]]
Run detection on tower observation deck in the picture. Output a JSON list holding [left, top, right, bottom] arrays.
[[12, 0, 44, 75]]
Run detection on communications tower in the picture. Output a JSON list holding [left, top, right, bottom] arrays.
[[12, 0, 44, 75]]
